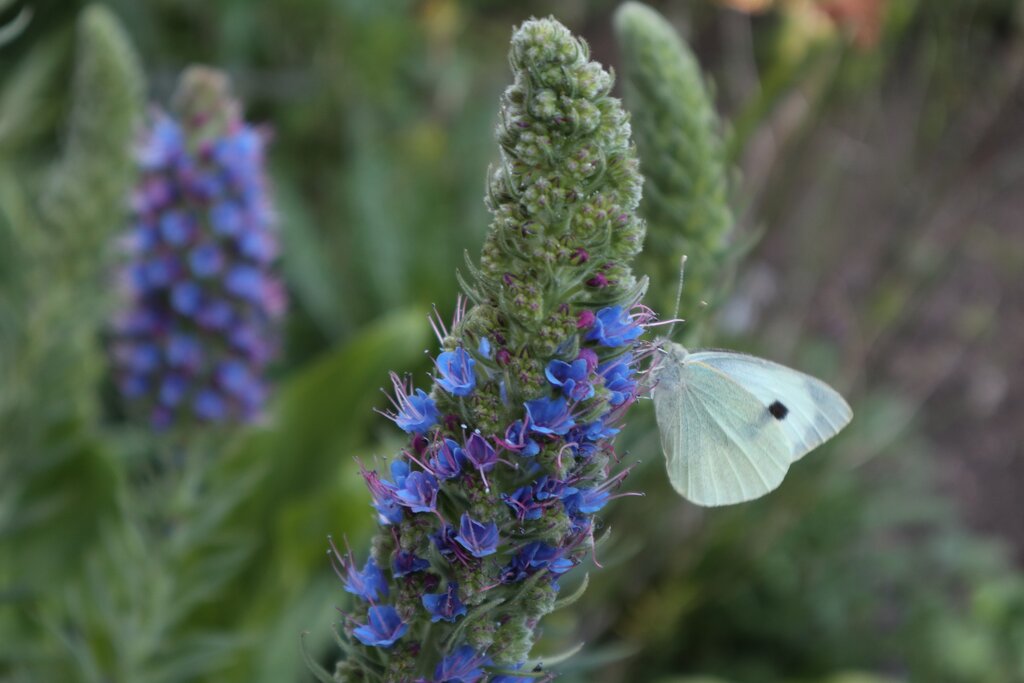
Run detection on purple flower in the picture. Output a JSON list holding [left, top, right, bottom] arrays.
[[545, 357, 595, 401], [524, 396, 575, 436], [455, 513, 499, 558], [434, 645, 491, 683], [436, 347, 477, 396], [392, 551, 430, 577], [462, 433, 498, 472], [599, 353, 637, 406], [584, 306, 643, 347], [352, 605, 407, 648], [395, 471, 439, 513], [421, 582, 467, 623], [359, 465, 404, 525]]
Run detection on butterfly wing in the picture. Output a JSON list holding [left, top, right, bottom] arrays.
[[653, 353, 792, 506], [688, 351, 852, 462]]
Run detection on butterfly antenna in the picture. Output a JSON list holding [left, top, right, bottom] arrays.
[[667, 254, 687, 340]]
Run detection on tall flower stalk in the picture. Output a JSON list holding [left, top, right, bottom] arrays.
[[325, 17, 649, 682], [615, 2, 733, 340], [111, 66, 285, 428]]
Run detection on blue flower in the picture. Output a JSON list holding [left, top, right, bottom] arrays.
[[434, 645, 491, 683], [431, 524, 464, 564], [502, 542, 574, 584], [584, 306, 643, 347], [166, 332, 202, 370], [395, 471, 439, 513], [194, 389, 226, 421], [421, 582, 467, 623], [385, 374, 440, 434], [545, 357, 594, 401], [563, 487, 610, 515], [137, 114, 183, 170], [210, 201, 243, 237], [158, 375, 187, 407], [501, 420, 540, 457], [196, 299, 232, 330], [352, 605, 407, 648], [225, 264, 264, 302], [436, 347, 476, 396], [188, 242, 224, 277], [533, 475, 577, 501], [159, 210, 194, 246], [392, 551, 430, 577], [342, 558, 389, 602], [599, 353, 637, 406], [117, 342, 160, 373], [503, 485, 544, 521], [387, 460, 410, 489], [478, 336, 492, 359], [396, 390, 439, 433], [429, 439, 464, 480], [524, 396, 575, 436], [455, 513, 499, 558], [565, 418, 620, 460], [360, 465, 404, 525]]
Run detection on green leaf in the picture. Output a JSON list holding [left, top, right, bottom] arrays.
[[204, 308, 431, 682]]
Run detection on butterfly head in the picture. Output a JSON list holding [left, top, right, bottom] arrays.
[[659, 339, 689, 363], [648, 338, 689, 382]]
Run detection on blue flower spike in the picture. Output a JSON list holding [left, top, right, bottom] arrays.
[[330, 17, 648, 680], [112, 67, 284, 428]]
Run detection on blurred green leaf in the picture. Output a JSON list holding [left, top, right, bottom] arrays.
[[206, 308, 431, 682]]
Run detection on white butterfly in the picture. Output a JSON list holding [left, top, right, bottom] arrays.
[[651, 341, 852, 507]]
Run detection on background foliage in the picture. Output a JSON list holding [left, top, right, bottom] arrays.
[[1, 0, 1023, 682]]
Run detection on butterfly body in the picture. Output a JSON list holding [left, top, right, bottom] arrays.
[[651, 341, 852, 507]]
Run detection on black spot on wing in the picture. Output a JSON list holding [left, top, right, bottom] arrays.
[[768, 400, 789, 420]]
